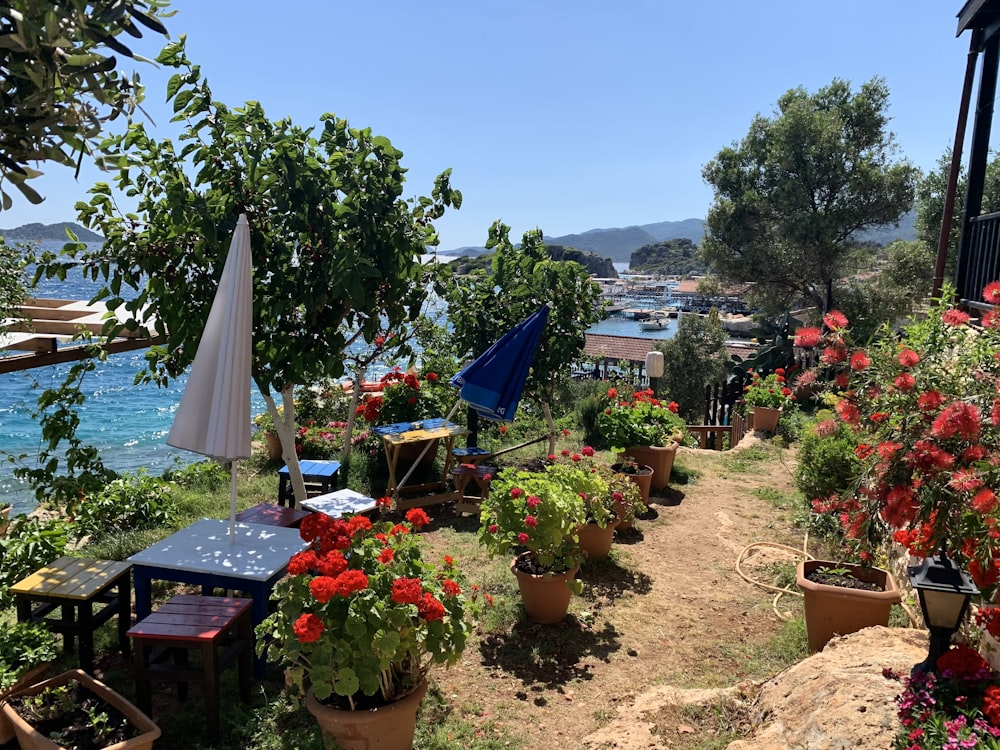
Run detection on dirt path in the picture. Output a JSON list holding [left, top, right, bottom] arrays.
[[425, 437, 807, 750]]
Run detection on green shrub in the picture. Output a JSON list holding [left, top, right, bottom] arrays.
[[0, 622, 59, 691], [0, 516, 69, 608], [162, 459, 230, 491], [73, 470, 175, 542], [795, 412, 861, 502]]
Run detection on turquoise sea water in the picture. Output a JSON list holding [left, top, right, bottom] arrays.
[[0, 251, 670, 514]]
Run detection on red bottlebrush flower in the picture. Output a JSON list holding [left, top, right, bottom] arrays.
[[417, 592, 446, 621], [855, 443, 874, 460], [510, 487, 524, 499], [517, 532, 530, 545], [985, 281, 1000, 304], [835, 398, 860, 425], [893, 373, 915, 391], [972, 488, 999, 514], [391, 577, 423, 605], [823, 310, 848, 331], [941, 308, 971, 326], [931, 401, 982, 441], [582, 445, 595, 457], [917, 390, 946, 411], [822, 345, 847, 365], [834, 372, 850, 388], [524, 515, 538, 528], [794, 327, 823, 348], [405, 508, 430, 528], [607, 387, 618, 399], [849, 351, 871, 371], [877, 441, 903, 461], [962, 444, 988, 462], [293, 613, 325, 643], [948, 469, 983, 493], [309, 576, 340, 604], [898, 349, 920, 368], [814, 419, 838, 437], [984, 309, 1000, 329]]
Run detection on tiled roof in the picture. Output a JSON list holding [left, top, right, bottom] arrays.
[[584, 333, 757, 365]]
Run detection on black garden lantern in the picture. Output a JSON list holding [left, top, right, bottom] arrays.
[[908, 549, 979, 675]]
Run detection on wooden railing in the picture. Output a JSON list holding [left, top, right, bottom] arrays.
[[958, 211, 1000, 310], [685, 411, 748, 451]]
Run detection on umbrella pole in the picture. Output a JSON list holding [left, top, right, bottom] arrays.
[[394, 399, 464, 498], [229, 460, 238, 544]]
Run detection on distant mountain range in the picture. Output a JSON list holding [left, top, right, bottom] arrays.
[[0, 222, 103, 242], [445, 212, 918, 264]]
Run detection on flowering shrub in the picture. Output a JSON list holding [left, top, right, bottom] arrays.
[[595, 387, 686, 451], [741, 368, 794, 410], [357, 368, 451, 426], [890, 645, 1000, 749], [796, 287, 1000, 592], [296, 420, 368, 460], [257, 509, 470, 708]]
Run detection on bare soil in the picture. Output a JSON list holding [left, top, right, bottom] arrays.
[[420, 436, 809, 750]]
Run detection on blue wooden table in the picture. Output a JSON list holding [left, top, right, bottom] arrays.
[[277, 458, 341, 507]]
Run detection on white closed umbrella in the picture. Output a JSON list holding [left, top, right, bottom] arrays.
[[167, 214, 253, 543]]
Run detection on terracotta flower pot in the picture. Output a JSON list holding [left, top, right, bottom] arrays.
[[264, 431, 282, 461], [577, 521, 617, 558], [305, 680, 427, 750], [510, 553, 580, 624], [623, 442, 679, 492], [612, 462, 653, 506], [796, 559, 901, 653], [0, 663, 50, 744], [1, 668, 160, 750], [751, 406, 781, 433]]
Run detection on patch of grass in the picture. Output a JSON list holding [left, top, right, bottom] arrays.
[[719, 445, 774, 474], [414, 684, 523, 749], [651, 692, 756, 750], [751, 486, 801, 511]]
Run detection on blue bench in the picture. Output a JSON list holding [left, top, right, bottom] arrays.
[[277, 459, 341, 507], [451, 446, 492, 465]]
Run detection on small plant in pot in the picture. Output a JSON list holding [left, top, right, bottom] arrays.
[[0, 622, 59, 744], [741, 368, 794, 432], [257, 508, 471, 750]]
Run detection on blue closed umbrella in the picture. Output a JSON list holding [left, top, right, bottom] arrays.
[[450, 305, 549, 422]]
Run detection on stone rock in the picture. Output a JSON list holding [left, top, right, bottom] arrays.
[[726, 626, 927, 750]]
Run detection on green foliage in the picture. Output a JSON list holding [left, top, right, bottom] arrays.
[[72, 470, 175, 542], [0, 0, 170, 208], [731, 311, 801, 384], [442, 221, 602, 416], [630, 238, 708, 276], [741, 371, 793, 410], [795, 412, 861, 503], [595, 385, 685, 451], [702, 77, 917, 313], [9, 351, 117, 509], [655, 309, 729, 421], [576, 389, 607, 446], [0, 622, 58, 691], [0, 239, 27, 322], [0, 515, 68, 608], [161, 459, 230, 492]]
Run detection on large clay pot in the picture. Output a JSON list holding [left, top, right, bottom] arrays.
[[622, 442, 679, 492], [1, 668, 160, 750], [577, 521, 617, 558], [0, 663, 50, 744], [510, 553, 580, 624], [796, 560, 901, 653], [612, 463, 654, 506], [751, 406, 781, 433], [305, 680, 428, 750], [264, 431, 283, 461]]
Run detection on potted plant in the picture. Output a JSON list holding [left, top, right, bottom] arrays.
[[595, 386, 686, 491], [741, 368, 794, 432], [1, 668, 161, 750], [479, 465, 588, 623], [0, 622, 58, 744], [796, 559, 901, 652], [795, 288, 1000, 601], [253, 408, 283, 460], [357, 369, 451, 464], [547, 449, 621, 558], [609, 453, 655, 507], [256, 508, 470, 750]]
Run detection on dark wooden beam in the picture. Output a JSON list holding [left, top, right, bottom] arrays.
[[0, 335, 164, 374]]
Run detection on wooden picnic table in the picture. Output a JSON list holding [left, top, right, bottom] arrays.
[[372, 418, 468, 506]]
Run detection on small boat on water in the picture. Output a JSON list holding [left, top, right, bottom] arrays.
[[636, 307, 679, 331]]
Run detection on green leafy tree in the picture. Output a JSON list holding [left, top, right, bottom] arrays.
[[655, 309, 729, 422], [702, 77, 917, 314], [443, 221, 602, 453], [0, 0, 170, 208], [35, 40, 460, 503]]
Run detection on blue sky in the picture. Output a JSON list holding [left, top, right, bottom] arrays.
[[2, 1, 981, 252]]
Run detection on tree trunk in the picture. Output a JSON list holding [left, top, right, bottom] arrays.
[[341, 373, 365, 464], [542, 401, 557, 455], [264, 386, 307, 504]]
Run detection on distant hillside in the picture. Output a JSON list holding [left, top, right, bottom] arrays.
[[444, 243, 618, 278], [630, 238, 708, 277], [0, 221, 103, 242]]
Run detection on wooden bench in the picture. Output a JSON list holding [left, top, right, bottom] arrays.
[[450, 464, 496, 513], [10, 556, 132, 674], [235, 502, 310, 527], [451, 446, 493, 465], [128, 595, 253, 743]]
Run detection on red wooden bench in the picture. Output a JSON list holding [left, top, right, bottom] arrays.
[[235, 502, 310, 527], [128, 595, 252, 742], [450, 464, 496, 513]]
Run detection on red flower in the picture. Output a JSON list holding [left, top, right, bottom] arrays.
[[561, 449, 570, 457], [917, 390, 945, 412], [668, 401, 679, 413], [524, 515, 538, 528], [849, 351, 871, 371], [288, 550, 318, 576], [376, 496, 392, 508], [405, 508, 430, 528], [378, 548, 395, 564], [526, 495, 541, 508], [931, 402, 982, 441], [425, 372, 439, 382], [374, 335, 385, 346], [984, 684, 1000, 726], [442, 555, 454, 566], [517, 532, 529, 544], [417, 592, 446, 621], [898, 349, 920, 368], [822, 345, 847, 365], [893, 373, 915, 391], [441, 579, 461, 597], [823, 310, 848, 331], [985, 281, 1000, 304], [293, 613, 325, 643], [333, 569, 368, 596], [488, 524, 498, 534], [510, 487, 524, 499], [309, 575, 339, 604], [935, 644, 989, 677], [794, 327, 822, 348], [835, 398, 860, 425], [391, 577, 423, 605], [571, 453, 582, 462], [607, 387, 618, 399], [973, 488, 999, 514], [499, 424, 508, 434], [317, 550, 348, 577], [582, 445, 595, 457], [942, 308, 971, 326]]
